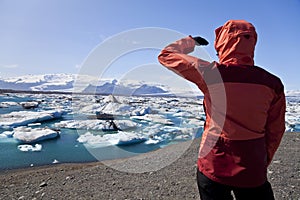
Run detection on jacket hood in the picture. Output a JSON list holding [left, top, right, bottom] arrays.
[[214, 20, 257, 66]]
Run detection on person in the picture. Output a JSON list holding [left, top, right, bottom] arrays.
[[158, 19, 286, 200]]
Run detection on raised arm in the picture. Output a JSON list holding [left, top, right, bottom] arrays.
[[158, 36, 211, 94]]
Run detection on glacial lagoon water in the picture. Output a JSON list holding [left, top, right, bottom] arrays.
[[0, 93, 205, 170]]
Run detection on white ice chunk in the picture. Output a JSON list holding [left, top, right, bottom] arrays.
[[0, 131, 14, 138], [103, 94, 120, 103], [79, 103, 104, 114], [18, 144, 42, 152], [0, 110, 64, 129], [78, 131, 147, 146], [144, 138, 160, 144], [101, 102, 133, 115], [131, 114, 174, 125], [186, 118, 205, 127], [0, 101, 19, 108], [54, 119, 138, 131], [131, 106, 153, 116], [172, 111, 195, 118], [28, 123, 42, 127], [114, 120, 139, 130], [77, 132, 107, 145], [52, 159, 59, 164], [13, 127, 60, 143], [0, 133, 7, 139], [20, 101, 39, 109], [106, 131, 147, 146]]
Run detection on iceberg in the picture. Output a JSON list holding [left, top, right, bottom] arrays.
[[0, 110, 64, 129], [131, 114, 174, 125], [144, 138, 161, 145], [100, 102, 133, 116], [172, 111, 195, 118], [103, 94, 120, 103], [0, 101, 19, 108], [130, 106, 153, 116], [75, 94, 143, 118], [13, 126, 60, 143], [77, 132, 106, 145], [285, 98, 300, 132], [17, 144, 42, 152], [54, 119, 138, 131], [20, 101, 39, 109], [109, 131, 147, 146], [185, 118, 205, 127], [0, 131, 14, 138], [77, 131, 147, 147]]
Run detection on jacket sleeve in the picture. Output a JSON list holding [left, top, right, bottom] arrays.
[[158, 36, 211, 94], [265, 90, 286, 166]]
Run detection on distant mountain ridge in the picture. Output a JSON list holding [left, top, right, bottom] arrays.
[[83, 81, 168, 96], [0, 74, 172, 96], [0, 74, 75, 92], [285, 90, 300, 97]]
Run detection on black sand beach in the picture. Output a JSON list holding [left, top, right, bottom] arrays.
[[0, 132, 299, 200]]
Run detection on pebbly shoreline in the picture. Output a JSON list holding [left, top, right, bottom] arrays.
[[0, 132, 299, 200]]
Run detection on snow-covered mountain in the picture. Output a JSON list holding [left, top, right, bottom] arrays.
[[0, 74, 175, 96], [0, 74, 75, 92], [83, 80, 169, 96], [285, 90, 300, 97]]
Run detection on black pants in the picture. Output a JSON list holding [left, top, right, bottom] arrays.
[[197, 170, 275, 200]]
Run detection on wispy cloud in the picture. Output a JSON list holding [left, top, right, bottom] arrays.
[[0, 64, 18, 69]]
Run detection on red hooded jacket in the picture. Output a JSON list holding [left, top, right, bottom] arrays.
[[158, 20, 286, 187]]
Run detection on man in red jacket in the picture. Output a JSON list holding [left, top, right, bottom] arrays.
[[158, 20, 285, 200]]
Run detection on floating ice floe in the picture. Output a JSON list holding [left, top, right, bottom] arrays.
[[285, 123, 300, 132], [285, 98, 300, 132], [172, 110, 195, 118], [0, 101, 19, 108], [13, 127, 60, 143], [20, 101, 39, 109], [17, 144, 42, 152], [28, 123, 42, 127], [54, 119, 138, 131], [0, 131, 14, 138], [185, 118, 205, 127], [0, 110, 64, 129], [109, 131, 147, 146], [77, 131, 147, 146], [131, 114, 174, 125], [140, 124, 203, 145], [130, 106, 153, 116], [79, 104, 104, 114], [144, 138, 161, 145], [285, 113, 300, 132]]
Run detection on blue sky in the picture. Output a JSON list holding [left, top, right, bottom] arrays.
[[0, 0, 299, 90]]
